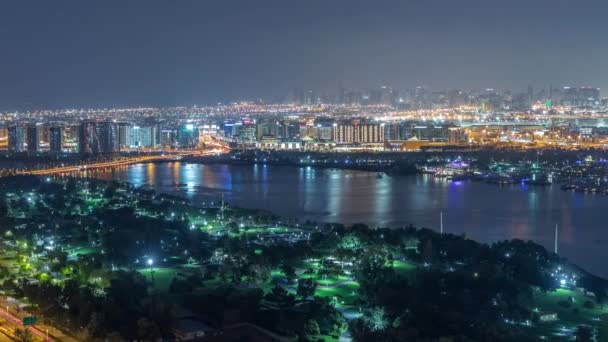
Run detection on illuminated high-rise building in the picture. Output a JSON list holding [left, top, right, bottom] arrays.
[[333, 123, 384, 143], [8, 125, 27, 153], [177, 123, 199, 148], [119, 124, 156, 148], [79, 121, 119, 155], [49, 126, 63, 153], [26, 124, 39, 153]]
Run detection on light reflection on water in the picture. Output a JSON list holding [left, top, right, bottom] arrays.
[[95, 162, 608, 277]]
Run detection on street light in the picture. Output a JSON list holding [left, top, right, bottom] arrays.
[[147, 258, 154, 283]]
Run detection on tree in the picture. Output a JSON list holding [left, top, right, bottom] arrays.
[[103, 185, 117, 199], [266, 285, 295, 308], [85, 312, 106, 337], [137, 317, 161, 341], [421, 240, 436, 264], [281, 263, 297, 282], [574, 325, 594, 342], [227, 221, 240, 234], [0, 198, 8, 218], [65, 178, 77, 194], [297, 278, 317, 299], [247, 264, 271, 286], [366, 307, 389, 331], [14, 328, 33, 342], [303, 319, 320, 337]]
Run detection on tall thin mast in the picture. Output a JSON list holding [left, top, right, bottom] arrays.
[[554, 224, 559, 255], [220, 193, 225, 222]]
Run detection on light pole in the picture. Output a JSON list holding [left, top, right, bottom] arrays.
[[147, 258, 154, 283]]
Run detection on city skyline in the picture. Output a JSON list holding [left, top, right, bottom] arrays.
[[2, 2, 608, 341], [2, 0, 608, 110]]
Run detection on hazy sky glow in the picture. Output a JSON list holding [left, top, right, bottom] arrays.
[[1, 0, 607, 109]]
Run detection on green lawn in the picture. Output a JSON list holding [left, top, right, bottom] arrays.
[[533, 288, 608, 340], [315, 281, 360, 306], [70, 246, 96, 256], [316, 274, 351, 286], [393, 260, 416, 278], [137, 267, 178, 292]]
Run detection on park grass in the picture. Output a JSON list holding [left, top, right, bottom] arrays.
[[534, 288, 607, 322], [70, 246, 96, 256], [316, 274, 351, 286], [315, 281, 360, 306], [392, 260, 416, 273], [532, 288, 608, 339], [137, 267, 178, 292], [242, 226, 296, 235], [314, 335, 340, 342], [389, 259, 418, 281], [271, 269, 285, 278]]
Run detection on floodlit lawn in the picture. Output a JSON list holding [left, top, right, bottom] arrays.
[[533, 288, 608, 339], [271, 269, 285, 278], [267, 227, 292, 234], [239, 226, 301, 237], [391, 259, 416, 277], [71, 247, 96, 256], [302, 260, 321, 269], [243, 228, 264, 234], [137, 267, 178, 292], [535, 288, 606, 322], [315, 281, 360, 306], [314, 335, 340, 342], [316, 274, 350, 286], [85, 198, 104, 205]]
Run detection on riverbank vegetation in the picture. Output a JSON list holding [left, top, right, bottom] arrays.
[[0, 175, 604, 341]]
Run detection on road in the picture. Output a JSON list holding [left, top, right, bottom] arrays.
[[0, 306, 52, 341], [20, 155, 181, 176], [0, 297, 83, 342], [17, 148, 228, 176]]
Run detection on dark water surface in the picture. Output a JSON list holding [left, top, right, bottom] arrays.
[[94, 162, 608, 277]]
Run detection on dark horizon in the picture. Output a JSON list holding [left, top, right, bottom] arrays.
[[1, 0, 608, 110]]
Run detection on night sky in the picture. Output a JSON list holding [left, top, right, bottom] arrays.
[[1, 0, 607, 109]]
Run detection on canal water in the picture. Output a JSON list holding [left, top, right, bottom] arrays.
[[94, 162, 608, 278]]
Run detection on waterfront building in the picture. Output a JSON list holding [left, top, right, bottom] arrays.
[[49, 126, 63, 153], [79, 121, 119, 155], [177, 123, 199, 148], [316, 124, 333, 141], [119, 124, 156, 148], [448, 127, 469, 144], [333, 123, 384, 144], [26, 124, 40, 152], [238, 124, 257, 143], [8, 125, 27, 153]]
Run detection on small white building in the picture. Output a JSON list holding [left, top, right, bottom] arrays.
[[539, 312, 558, 322]]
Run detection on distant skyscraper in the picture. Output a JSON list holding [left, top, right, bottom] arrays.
[[79, 121, 119, 155], [49, 126, 63, 153], [333, 123, 385, 143], [527, 85, 534, 105], [223, 121, 242, 139], [238, 124, 256, 143], [8, 125, 27, 153], [119, 124, 155, 148], [26, 124, 39, 153], [383, 122, 402, 140], [316, 124, 333, 141], [448, 127, 468, 144], [177, 123, 199, 148]]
